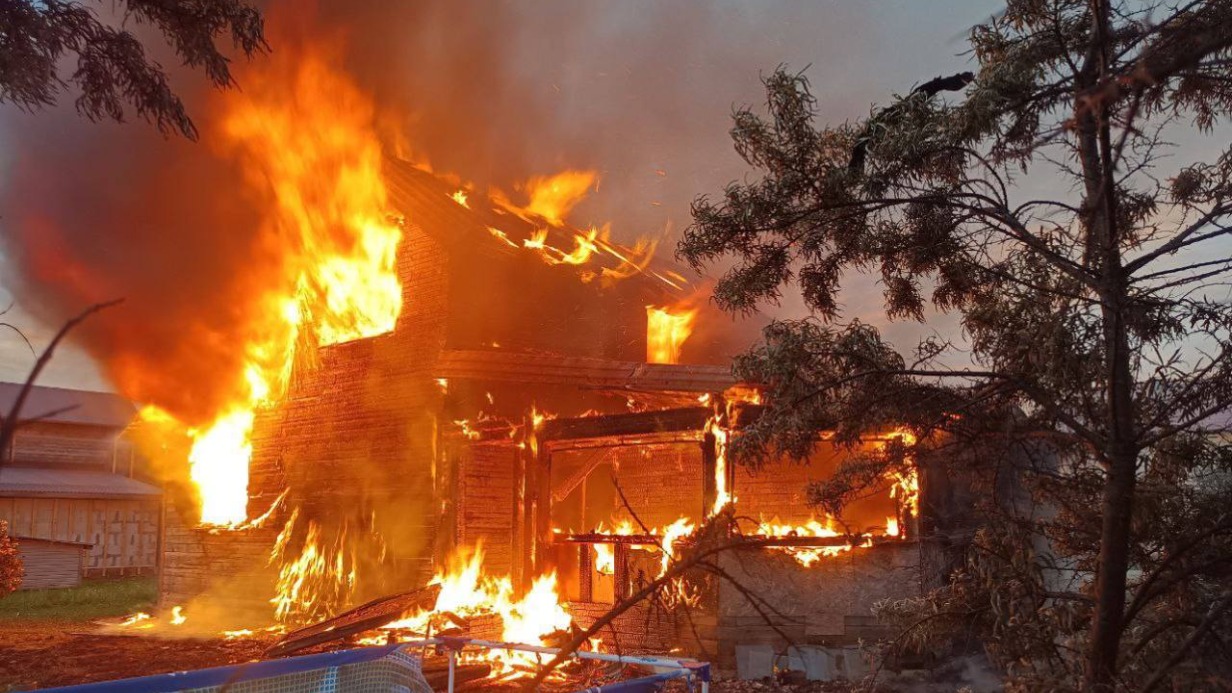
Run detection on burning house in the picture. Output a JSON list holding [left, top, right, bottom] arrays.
[[155, 153, 928, 669], [0, 25, 934, 678]]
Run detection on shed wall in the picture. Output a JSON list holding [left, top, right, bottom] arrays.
[[0, 497, 159, 575], [17, 540, 85, 590]]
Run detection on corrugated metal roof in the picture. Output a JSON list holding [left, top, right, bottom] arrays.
[[0, 382, 136, 428], [0, 467, 160, 499]]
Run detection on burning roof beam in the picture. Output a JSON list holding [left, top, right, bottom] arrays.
[[434, 350, 735, 393]]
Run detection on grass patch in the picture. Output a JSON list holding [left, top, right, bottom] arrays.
[[0, 578, 157, 622]]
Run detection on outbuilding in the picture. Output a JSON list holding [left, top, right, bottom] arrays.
[[0, 383, 159, 583], [11, 536, 93, 589]]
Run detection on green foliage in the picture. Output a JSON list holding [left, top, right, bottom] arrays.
[[0, 521, 21, 596], [0, 0, 266, 138], [682, 0, 1232, 689], [0, 577, 157, 622]]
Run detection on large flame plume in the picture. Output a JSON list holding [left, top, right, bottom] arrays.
[[142, 32, 403, 526]]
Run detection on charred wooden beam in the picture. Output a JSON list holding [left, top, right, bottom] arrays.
[[266, 585, 441, 657], [540, 407, 710, 442], [558, 532, 894, 548], [422, 663, 492, 689], [701, 432, 717, 516], [578, 544, 593, 603], [533, 445, 553, 576], [546, 432, 702, 451], [435, 350, 736, 392], [557, 533, 664, 545]]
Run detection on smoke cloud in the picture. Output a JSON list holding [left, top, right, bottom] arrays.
[[0, 1, 880, 415]]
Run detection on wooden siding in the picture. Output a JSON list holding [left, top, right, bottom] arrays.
[[0, 497, 159, 574], [17, 539, 85, 590], [456, 444, 517, 575], [7, 421, 130, 470]]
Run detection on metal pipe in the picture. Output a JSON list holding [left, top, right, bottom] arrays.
[[447, 648, 455, 693]]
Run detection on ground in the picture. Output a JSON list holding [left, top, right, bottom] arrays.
[[0, 621, 272, 690], [0, 578, 272, 690], [0, 579, 969, 692]]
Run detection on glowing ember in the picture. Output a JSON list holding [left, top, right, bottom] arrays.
[[450, 189, 470, 207], [119, 612, 153, 628], [169, 605, 187, 626], [646, 305, 697, 364]]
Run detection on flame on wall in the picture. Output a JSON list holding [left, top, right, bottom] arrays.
[[142, 35, 403, 527]]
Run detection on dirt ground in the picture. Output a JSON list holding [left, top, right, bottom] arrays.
[[0, 621, 899, 692], [0, 621, 275, 690]]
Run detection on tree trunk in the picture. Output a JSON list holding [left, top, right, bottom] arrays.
[[1081, 2, 1139, 689]]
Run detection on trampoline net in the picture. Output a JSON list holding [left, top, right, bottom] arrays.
[[181, 649, 432, 693]]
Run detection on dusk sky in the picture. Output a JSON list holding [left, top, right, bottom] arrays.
[[0, 1, 1004, 393]]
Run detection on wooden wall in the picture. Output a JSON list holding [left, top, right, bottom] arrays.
[[6, 422, 136, 472], [0, 497, 159, 575], [710, 544, 921, 665], [455, 442, 517, 576], [16, 539, 86, 590], [604, 443, 707, 527]]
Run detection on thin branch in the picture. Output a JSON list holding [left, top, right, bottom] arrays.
[[0, 300, 122, 473], [1139, 591, 1232, 693]]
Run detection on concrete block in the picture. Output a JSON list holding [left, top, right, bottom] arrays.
[[735, 644, 775, 680], [782, 646, 836, 681]]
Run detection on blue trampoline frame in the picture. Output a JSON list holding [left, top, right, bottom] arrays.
[[35, 638, 711, 693]]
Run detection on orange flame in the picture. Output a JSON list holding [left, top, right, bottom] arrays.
[[269, 508, 360, 624], [886, 430, 919, 520], [704, 414, 733, 515], [646, 305, 697, 364], [142, 35, 403, 527], [755, 516, 851, 566], [381, 545, 572, 678], [496, 170, 597, 227]]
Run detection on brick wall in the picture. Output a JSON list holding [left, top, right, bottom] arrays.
[[161, 223, 452, 608], [734, 441, 899, 533], [606, 443, 707, 526], [159, 504, 278, 614], [711, 543, 921, 665]]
